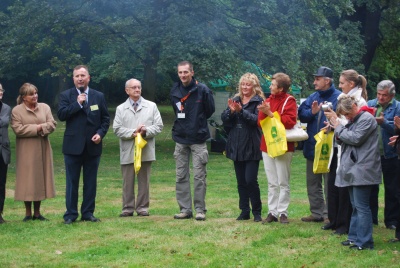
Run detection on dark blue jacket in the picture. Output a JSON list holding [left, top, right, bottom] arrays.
[[367, 98, 400, 159], [57, 87, 110, 156], [298, 85, 341, 160], [170, 78, 215, 144]]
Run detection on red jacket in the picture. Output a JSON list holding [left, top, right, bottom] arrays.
[[257, 92, 298, 153]]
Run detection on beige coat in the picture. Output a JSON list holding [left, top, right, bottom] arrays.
[[11, 103, 56, 201], [113, 97, 163, 164]]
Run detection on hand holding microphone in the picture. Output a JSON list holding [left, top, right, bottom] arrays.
[[78, 86, 86, 106]]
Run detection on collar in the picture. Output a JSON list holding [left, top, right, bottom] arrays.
[[129, 97, 142, 106], [76, 87, 89, 94], [317, 84, 336, 98]]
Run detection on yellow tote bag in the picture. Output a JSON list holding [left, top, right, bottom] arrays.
[[260, 111, 288, 158], [134, 133, 147, 175], [313, 130, 334, 174]]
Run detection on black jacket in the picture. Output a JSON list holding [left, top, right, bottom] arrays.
[[221, 95, 263, 161], [170, 79, 215, 144]]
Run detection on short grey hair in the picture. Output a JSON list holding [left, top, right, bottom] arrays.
[[125, 78, 141, 88], [377, 80, 395, 95]]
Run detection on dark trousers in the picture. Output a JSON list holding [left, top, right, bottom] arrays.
[[395, 159, 400, 239], [382, 156, 399, 227], [234, 160, 262, 216], [63, 151, 101, 221], [328, 149, 352, 233], [0, 155, 7, 212]]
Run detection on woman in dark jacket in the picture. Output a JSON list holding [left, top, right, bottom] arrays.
[[221, 73, 265, 222], [0, 83, 11, 224]]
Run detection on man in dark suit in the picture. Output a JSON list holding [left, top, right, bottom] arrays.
[[57, 65, 110, 224]]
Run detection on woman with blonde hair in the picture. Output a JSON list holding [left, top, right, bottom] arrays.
[[221, 73, 265, 222], [11, 83, 56, 221]]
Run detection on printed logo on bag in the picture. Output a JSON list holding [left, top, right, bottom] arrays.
[[321, 144, 329, 155], [271, 126, 278, 138]]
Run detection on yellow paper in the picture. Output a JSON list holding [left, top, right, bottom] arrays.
[[90, 104, 99, 111], [313, 130, 334, 174], [134, 133, 147, 174], [260, 111, 287, 158]]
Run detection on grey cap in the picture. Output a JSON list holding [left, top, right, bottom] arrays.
[[313, 66, 333, 78]]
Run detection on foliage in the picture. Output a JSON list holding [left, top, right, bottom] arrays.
[[0, 0, 399, 105]]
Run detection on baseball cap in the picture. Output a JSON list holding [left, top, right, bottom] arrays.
[[313, 67, 333, 78]]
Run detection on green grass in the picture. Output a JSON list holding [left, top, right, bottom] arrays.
[[1, 105, 399, 267]]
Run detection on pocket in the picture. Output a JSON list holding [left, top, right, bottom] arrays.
[[350, 150, 357, 163]]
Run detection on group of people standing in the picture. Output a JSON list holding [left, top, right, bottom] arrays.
[[221, 66, 400, 251], [0, 62, 399, 252]]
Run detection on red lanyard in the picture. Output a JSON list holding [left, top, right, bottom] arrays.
[[180, 92, 191, 112]]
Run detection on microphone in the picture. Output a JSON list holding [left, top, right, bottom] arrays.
[[79, 86, 86, 106]]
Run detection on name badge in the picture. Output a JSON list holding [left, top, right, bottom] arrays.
[[178, 113, 185, 119], [90, 104, 99, 111]]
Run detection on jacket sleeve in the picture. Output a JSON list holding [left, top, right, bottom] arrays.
[[380, 102, 400, 135], [334, 115, 376, 146], [240, 101, 261, 127], [145, 104, 164, 139], [96, 92, 110, 139], [57, 90, 82, 121], [298, 97, 315, 123], [203, 88, 215, 119], [40, 104, 57, 136], [113, 106, 135, 140], [11, 108, 38, 137]]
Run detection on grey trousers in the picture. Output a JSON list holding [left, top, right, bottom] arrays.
[[174, 142, 208, 214], [121, 162, 152, 214], [306, 159, 328, 219]]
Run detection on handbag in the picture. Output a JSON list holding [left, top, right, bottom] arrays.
[[281, 96, 309, 142]]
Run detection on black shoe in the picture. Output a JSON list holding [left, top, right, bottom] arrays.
[[32, 215, 49, 221], [349, 245, 372, 250], [81, 215, 100, 222], [341, 240, 354, 246], [389, 238, 400, 243], [137, 211, 150, 217], [254, 215, 262, 222], [386, 225, 396, 230], [23, 216, 32, 222], [236, 212, 250, 221], [321, 223, 334, 230], [64, 219, 74, 225], [0, 215, 5, 224]]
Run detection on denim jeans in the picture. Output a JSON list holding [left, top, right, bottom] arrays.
[[348, 185, 374, 249]]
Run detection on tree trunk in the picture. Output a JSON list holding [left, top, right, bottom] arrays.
[[142, 45, 160, 101]]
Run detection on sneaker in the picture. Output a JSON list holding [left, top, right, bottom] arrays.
[[301, 215, 324, 222], [262, 213, 278, 224], [174, 212, 193, 219], [280, 214, 289, 224], [195, 212, 206, 221]]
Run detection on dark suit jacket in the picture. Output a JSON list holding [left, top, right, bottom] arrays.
[[57, 87, 110, 156]]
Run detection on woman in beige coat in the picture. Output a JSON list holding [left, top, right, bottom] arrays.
[[11, 83, 56, 221]]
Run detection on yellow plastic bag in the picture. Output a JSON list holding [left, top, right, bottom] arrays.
[[134, 133, 147, 174], [313, 130, 334, 174], [260, 111, 287, 158]]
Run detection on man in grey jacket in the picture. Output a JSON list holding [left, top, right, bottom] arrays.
[[113, 78, 163, 217]]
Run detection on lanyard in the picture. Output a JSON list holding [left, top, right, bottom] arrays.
[[179, 80, 198, 112]]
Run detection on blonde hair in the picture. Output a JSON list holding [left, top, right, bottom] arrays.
[[17, 83, 38, 105], [340, 69, 368, 100], [336, 95, 357, 116], [235, 73, 265, 100]]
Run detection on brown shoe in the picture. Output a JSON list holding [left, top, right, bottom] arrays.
[[301, 215, 324, 222], [119, 212, 134, 217], [262, 213, 278, 224], [280, 214, 289, 224], [137, 211, 150, 217]]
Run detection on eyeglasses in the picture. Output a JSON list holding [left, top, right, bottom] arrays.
[[0, 89, 4, 93]]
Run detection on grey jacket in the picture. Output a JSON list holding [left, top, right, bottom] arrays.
[[335, 111, 382, 187], [113, 97, 163, 164], [0, 102, 11, 164]]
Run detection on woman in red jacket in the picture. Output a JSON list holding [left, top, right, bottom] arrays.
[[258, 73, 297, 224]]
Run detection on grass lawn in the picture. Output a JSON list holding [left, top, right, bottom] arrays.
[[1, 105, 399, 267]]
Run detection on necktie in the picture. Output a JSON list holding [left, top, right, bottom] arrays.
[[134, 102, 138, 111]]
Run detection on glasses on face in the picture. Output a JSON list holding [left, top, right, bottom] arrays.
[[0, 89, 4, 93]]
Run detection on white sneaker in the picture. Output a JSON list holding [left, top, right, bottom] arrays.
[[195, 212, 206, 221]]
